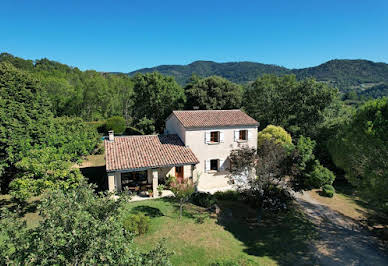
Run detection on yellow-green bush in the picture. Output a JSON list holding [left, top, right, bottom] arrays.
[[258, 125, 292, 147]]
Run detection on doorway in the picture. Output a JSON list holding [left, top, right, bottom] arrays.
[[175, 166, 184, 183]]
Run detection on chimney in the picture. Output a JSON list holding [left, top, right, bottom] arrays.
[[108, 130, 114, 141]]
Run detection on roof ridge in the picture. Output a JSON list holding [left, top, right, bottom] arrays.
[[173, 109, 241, 112]]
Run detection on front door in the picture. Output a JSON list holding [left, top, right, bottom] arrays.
[[175, 166, 184, 183]]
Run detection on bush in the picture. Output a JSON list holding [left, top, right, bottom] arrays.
[[122, 213, 150, 235], [305, 162, 336, 188], [213, 190, 240, 201], [322, 184, 335, 198], [106, 116, 126, 134], [258, 125, 292, 148], [191, 192, 215, 208]]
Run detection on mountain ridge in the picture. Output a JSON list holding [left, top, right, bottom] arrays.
[[128, 59, 388, 93]]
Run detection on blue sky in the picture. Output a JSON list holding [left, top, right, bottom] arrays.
[[1, 0, 387, 72]]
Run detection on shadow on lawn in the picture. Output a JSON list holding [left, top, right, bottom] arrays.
[[80, 166, 107, 192], [0, 197, 40, 218], [131, 206, 164, 218], [159, 197, 211, 221], [216, 201, 319, 265]]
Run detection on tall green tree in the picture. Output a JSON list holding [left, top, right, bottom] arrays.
[[184, 75, 243, 110], [132, 72, 185, 133], [329, 98, 388, 212], [0, 62, 53, 191], [244, 74, 338, 137]]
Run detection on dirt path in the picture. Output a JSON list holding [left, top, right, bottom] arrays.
[[296, 192, 388, 266]]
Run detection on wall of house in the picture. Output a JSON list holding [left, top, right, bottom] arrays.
[[165, 114, 186, 143], [184, 126, 258, 191]]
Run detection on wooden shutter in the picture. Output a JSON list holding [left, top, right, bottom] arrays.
[[234, 130, 239, 141], [205, 160, 210, 172], [219, 131, 224, 143], [205, 131, 210, 144], [248, 130, 253, 140], [219, 159, 225, 170]]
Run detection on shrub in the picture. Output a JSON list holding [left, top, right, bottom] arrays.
[[213, 190, 240, 201], [258, 125, 292, 148], [191, 192, 215, 208], [322, 184, 335, 198], [305, 162, 336, 188], [106, 116, 126, 134], [165, 174, 176, 188], [122, 213, 150, 235]]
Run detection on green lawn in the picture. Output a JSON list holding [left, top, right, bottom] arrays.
[[123, 198, 318, 266], [0, 194, 42, 228]]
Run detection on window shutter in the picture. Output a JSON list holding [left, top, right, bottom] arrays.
[[205, 160, 210, 172], [219, 131, 224, 143], [248, 130, 253, 140], [205, 131, 210, 144], [219, 159, 225, 170], [234, 130, 239, 141]]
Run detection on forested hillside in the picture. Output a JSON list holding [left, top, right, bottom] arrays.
[[129, 60, 289, 85], [129, 59, 388, 97]]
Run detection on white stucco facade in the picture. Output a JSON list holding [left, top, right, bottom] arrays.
[[165, 114, 258, 192]]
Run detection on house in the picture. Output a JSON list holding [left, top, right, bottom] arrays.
[[104, 109, 259, 196]]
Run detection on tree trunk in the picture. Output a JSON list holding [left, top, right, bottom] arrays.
[[179, 201, 183, 219]]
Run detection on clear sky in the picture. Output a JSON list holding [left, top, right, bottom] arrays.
[[1, 0, 387, 72]]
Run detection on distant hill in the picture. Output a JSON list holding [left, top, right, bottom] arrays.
[[129, 59, 388, 94], [129, 60, 289, 85]]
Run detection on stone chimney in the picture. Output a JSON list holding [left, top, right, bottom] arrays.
[[108, 130, 114, 141]]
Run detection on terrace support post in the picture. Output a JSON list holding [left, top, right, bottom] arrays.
[[115, 172, 122, 192], [152, 169, 158, 198], [108, 172, 115, 192]]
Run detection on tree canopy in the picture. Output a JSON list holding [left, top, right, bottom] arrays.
[[132, 72, 185, 133], [244, 74, 338, 137], [329, 97, 388, 212], [184, 75, 243, 110]]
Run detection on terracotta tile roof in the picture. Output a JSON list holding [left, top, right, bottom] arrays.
[[105, 134, 199, 172], [171, 109, 259, 128]]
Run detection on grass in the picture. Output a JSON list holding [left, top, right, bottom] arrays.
[[0, 194, 42, 228], [123, 198, 318, 266]]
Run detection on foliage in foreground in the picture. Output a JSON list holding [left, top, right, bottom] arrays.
[[329, 97, 388, 212], [0, 185, 172, 265]]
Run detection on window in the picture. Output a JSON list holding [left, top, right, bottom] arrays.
[[210, 159, 219, 171], [210, 131, 219, 143], [239, 130, 248, 141]]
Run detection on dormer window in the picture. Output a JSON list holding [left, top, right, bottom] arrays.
[[210, 131, 219, 143]]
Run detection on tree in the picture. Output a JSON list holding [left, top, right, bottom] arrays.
[[329, 98, 388, 212], [228, 143, 299, 217], [294, 136, 335, 189], [184, 75, 243, 110], [0, 185, 172, 265], [257, 125, 292, 148], [244, 74, 338, 137], [132, 72, 185, 133], [106, 116, 126, 134], [169, 178, 195, 218], [0, 62, 53, 191]]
